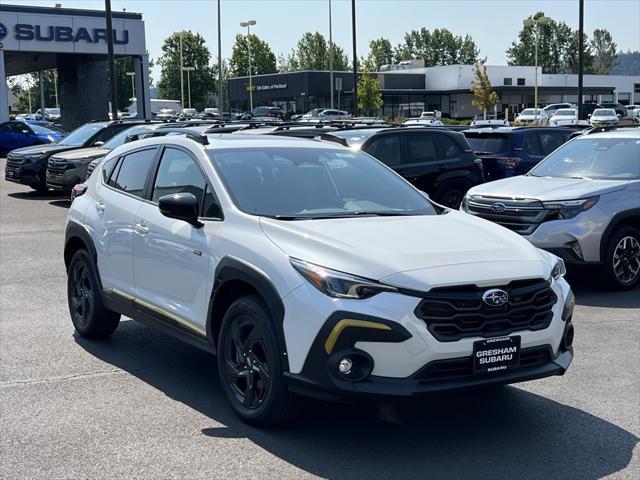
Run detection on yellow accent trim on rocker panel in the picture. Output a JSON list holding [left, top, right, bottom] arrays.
[[103, 288, 207, 337], [324, 319, 392, 355]]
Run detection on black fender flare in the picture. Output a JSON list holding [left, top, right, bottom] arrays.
[[64, 221, 98, 268], [599, 208, 640, 261], [207, 257, 289, 371]]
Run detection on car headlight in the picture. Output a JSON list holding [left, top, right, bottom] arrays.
[[460, 194, 470, 212], [290, 258, 398, 299], [551, 257, 567, 280], [543, 196, 599, 220]]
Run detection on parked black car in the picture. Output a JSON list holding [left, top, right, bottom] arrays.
[[5, 120, 152, 192], [579, 103, 603, 120], [462, 127, 573, 182], [342, 127, 483, 208], [599, 102, 627, 118]]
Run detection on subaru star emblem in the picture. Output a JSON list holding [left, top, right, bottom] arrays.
[[491, 202, 507, 213], [482, 289, 509, 307], [0, 23, 7, 41]]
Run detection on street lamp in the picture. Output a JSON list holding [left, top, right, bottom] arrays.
[[179, 31, 185, 109], [523, 16, 553, 123], [182, 67, 195, 108], [126, 71, 135, 101], [240, 20, 256, 112]]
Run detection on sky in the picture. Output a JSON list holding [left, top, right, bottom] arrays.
[[8, 0, 640, 82]]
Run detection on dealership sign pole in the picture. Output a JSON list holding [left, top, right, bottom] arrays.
[[329, 0, 334, 109], [105, 0, 118, 120]]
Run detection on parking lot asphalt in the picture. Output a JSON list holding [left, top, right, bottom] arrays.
[[0, 157, 638, 480]]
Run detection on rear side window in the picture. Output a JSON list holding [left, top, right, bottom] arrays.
[[109, 148, 157, 198], [364, 135, 402, 166], [436, 134, 464, 159], [404, 133, 438, 164], [463, 133, 508, 154], [539, 131, 568, 155], [522, 134, 541, 155]]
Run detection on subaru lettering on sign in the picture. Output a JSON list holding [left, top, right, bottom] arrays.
[[14, 24, 129, 44]]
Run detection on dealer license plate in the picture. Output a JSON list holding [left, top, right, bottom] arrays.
[[473, 336, 520, 373]]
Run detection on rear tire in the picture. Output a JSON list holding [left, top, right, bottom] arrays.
[[67, 249, 120, 338], [602, 226, 640, 290], [434, 181, 471, 209], [217, 295, 303, 426]]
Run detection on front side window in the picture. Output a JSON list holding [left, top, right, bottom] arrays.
[[364, 135, 402, 166], [522, 134, 541, 155], [539, 132, 568, 155], [58, 123, 105, 146], [208, 147, 436, 219], [436, 134, 464, 159], [530, 137, 640, 180], [109, 148, 157, 197]]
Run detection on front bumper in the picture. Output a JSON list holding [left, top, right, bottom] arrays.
[[46, 165, 88, 192], [4, 164, 43, 187], [282, 278, 574, 400]]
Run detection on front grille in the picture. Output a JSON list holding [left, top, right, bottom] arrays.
[[415, 346, 553, 381], [414, 278, 557, 342], [6, 153, 25, 168], [466, 195, 554, 235], [47, 156, 68, 176]]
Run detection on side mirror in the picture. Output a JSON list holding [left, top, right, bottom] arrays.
[[93, 141, 105, 147], [587, 114, 592, 118], [617, 113, 622, 118], [20, 129, 32, 135], [158, 193, 203, 228], [420, 190, 430, 199]]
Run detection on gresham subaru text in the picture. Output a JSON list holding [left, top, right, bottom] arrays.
[[64, 133, 574, 426]]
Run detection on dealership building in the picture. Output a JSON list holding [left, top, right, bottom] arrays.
[[228, 63, 640, 119], [0, 3, 151, 129]]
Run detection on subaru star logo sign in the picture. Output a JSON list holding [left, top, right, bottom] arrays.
[[482, 289, 509, 307], [0, 23, 8, 41], [491, 202, 507, 213]]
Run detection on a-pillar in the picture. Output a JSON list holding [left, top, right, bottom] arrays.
[[57, 54, 109, 130], [0, 50, 9, 122]]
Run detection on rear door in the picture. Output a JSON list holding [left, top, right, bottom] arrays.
[[132, 145, 219, 336], [90, 146, 158, 297]]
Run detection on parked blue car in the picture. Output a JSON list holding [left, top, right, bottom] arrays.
[[462, 127, 573, 181], [0, 120, 66, 156]]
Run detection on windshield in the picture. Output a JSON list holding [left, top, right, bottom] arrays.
[[520, 109, 542, 115], [332, 129, 383, 147], [30, 124, 64, 135], [554, 110, 576, 117], [530, 137, 640, 180], [57, 123, 104, 146], [208, 147, 437, 218], [102, 126, 152, 150], [463, 133, 508, 154], [593, 109, 615, 116]]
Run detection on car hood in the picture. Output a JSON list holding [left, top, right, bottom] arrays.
[[9, 143, 80, 156], [259, 211, 550, 288], [51, 147, 108, 160], [468, 175, 628, 201]]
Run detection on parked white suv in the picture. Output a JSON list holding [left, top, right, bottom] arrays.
[[64, 133, 574, 425]]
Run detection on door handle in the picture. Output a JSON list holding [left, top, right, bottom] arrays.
[[134, 223, 150, 235], [95, 201, 105, 212]]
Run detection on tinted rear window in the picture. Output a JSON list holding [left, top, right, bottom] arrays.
[[464, 133, 509, 154]]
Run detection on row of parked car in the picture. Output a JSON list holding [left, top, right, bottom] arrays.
[[514, 102, 640, 126]]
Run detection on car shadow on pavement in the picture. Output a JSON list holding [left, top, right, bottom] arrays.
[[568, 273, 640, 309], [7, 190, 66, 201], [75, 319, 638, 480], [49, 199, 71, 209]]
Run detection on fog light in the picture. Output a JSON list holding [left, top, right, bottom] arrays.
[[338, 357, 353, 375]]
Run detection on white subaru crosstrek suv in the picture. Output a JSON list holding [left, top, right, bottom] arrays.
[[64, 133, 575, 425]]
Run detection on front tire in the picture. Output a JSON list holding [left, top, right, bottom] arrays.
[[217, 295, 302, 426], [603, 226, 640, 290], [67, 249, 120, 338], [434, 180, 470, 209]]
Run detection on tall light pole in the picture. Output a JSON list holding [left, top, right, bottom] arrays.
[[217, 0, 223, 113], [105, 0, 118, 120], [53, 70, 59, 108], [523, 16, 552, 123], [240, 20, 256, 112], [126, 71, 135, 102], [577, 0, 585, 120], [179, 31, 185, 109], [329, 0, 334, 109], [183, 67, 195, 108], [351, 0, 358, 116]]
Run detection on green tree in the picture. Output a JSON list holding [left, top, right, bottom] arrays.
[[112, 56, 154, 112], [507, 11, 596, 74], [470, 62, 498, 114], [363, 37, 394, 71], [9, 70, 57, 113], [229, 33, 277, 77], [158, 31, 217, 111], [284, 32, 349, 72], [591, 28, 618, 75], [394, 28, 480, 65], [357, 70, 383, 115]]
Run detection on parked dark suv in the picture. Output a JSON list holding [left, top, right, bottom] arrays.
[[463, 127, 573, 182], [341, 127, 483, 208], [5, 120, 150, 192]]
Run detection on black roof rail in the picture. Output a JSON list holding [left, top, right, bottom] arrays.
[[137, 128, 209, 145], [267, 130, 348, 146]]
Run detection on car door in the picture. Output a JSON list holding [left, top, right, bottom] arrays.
[[133, 145, 220, 336], [516, 132, 544, 175], [11, 123, 37, 149], [397, 132, 441, 193], [90, 147, 158, 297], [362, 133, 403, 170]]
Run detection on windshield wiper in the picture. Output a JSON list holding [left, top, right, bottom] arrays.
[[267, 212, 413, 220]]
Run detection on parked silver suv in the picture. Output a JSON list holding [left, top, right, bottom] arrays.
[[462, 128, 640, 289]]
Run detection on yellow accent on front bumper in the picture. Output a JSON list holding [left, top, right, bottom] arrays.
[[324, 319, 392, 354]]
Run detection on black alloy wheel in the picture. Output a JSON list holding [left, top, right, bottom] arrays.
[[70, 260, 95, 329]]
